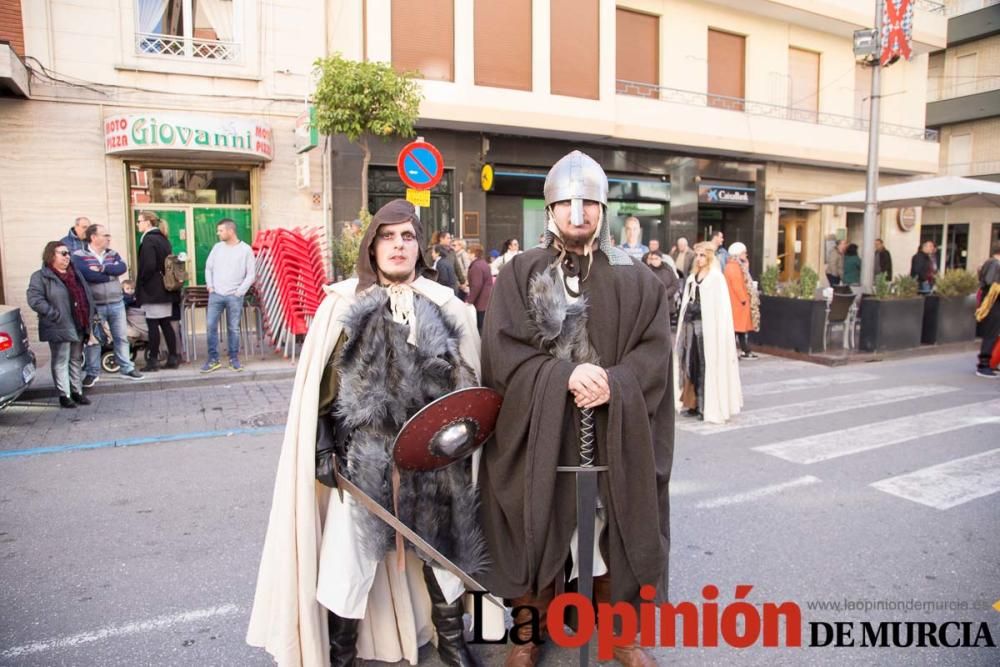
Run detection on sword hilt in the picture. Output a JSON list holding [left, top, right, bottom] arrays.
[[580, 407, 596, 467]]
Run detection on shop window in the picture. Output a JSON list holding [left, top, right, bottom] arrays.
[[475, 0, 532, 91], [392, 0, 454, 81], [129, 167, 250, 205], [135, 0, 240, 62], [616, 8, 659, 96], [551, 0, 599, 99], [708, 29, 745, 111]]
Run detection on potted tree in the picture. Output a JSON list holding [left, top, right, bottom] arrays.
[[921, 270, 979, 344], [751, 266, 828, 354], [858, 274, 924, 352]]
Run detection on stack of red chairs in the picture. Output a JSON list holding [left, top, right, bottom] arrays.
[[252, 227, 328, 359]]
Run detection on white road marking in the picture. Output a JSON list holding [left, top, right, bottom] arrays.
[[695, 475, 821, 509], [754, 399, 1000, 465], [743, 371, 878, 397], [871, 448, 1000, 510], [679, 384, 957, 435], [0, 604, 241, 659]]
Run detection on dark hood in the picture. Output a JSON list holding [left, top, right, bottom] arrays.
[[355, 199, 432, 293]]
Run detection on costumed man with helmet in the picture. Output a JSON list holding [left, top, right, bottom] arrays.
[[247, 199, 487, 666], [478, 151, 675, 666]]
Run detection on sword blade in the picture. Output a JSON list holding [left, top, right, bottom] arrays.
[[574, 469, 599, 667], [334, 471, 505, 611]]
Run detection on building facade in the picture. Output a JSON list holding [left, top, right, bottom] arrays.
[[328, 0, 945, 282], [0, 0, 328, 317], [1, 0, 948, 321], [924, 0, 1000, 273]]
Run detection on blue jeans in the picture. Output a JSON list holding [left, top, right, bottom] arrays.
[[83, 300, 133, 375], [206, 292, 244, 361]]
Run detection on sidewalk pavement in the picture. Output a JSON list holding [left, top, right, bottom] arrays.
[[21, 352, 297, 401]]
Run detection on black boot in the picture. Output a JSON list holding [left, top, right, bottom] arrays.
[[141, 358, 159, 373], [71, 392, 91, 405], [164, 354, 180, 369], [423, 563, 481, 667], [327, 611, 359, 667]]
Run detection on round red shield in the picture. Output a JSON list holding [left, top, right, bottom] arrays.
[[393, 387, 503, 471]]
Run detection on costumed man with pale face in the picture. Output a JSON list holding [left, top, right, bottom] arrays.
[[247, 200, 486, 667], [479, 151, 674, 667]]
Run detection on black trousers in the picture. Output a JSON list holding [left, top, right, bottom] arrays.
[[737, 332, 752, 355], [147, 316, 177, 359]]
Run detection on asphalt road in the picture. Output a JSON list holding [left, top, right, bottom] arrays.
[[1, 352, 997, 666]]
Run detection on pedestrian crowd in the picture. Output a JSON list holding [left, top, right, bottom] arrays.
[[27, 212, 254, 407]]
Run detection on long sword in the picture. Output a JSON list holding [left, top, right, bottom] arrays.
[[557, 406, 607, 667], [333, 470, 506, 611]]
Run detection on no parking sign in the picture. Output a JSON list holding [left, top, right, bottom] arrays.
[[397, 141, 444, 194]]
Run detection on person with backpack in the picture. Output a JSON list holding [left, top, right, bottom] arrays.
[[71, 222, 144, 382], [201, 218, 255, 372], [136, 211, 180, 371]]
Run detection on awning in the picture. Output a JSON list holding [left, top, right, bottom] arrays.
[[806, 176, 1000, 209]]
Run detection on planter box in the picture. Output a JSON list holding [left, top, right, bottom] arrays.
[[858, 297, 924, 352], [750, 295, 827, 354], [921, 294, 977, 345]]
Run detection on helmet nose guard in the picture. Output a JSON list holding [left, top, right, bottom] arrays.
[[544, 151, 608, 227]]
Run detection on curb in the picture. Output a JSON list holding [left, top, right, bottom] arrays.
[[20, 365, 297, 400], [755, 340, 980, 367]]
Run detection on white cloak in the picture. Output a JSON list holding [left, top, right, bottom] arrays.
[[246, 277, 486, 666], [673, 269, 743, 424]]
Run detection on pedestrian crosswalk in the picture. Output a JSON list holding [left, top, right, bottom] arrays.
[[738, 371, 879, 397], [679, 384, 957, 435], [871, 448, 1000, 510], [681, 367, 1000, 511], [750, 399, 1000, 464]]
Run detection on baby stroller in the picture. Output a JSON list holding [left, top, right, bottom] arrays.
[[99, 307, 152, 373]]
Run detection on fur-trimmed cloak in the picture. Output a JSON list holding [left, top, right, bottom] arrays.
[[478, 247, 674, 606], [246, 277, 481, 667]]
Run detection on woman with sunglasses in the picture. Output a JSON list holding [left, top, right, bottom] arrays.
[[674, 241, 742, 423], [26, 241, 97, 408]]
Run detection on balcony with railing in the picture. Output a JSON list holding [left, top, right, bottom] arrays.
[[617, 80, 939, 142], [944, 160, 1000, 176], [928, 75, 1000, 102], [135, 32, 241, 62], [943, 0, 1000, 16]]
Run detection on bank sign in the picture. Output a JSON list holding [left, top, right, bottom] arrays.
[[104, 113, 274, 161], [699, 185, 755, 207]]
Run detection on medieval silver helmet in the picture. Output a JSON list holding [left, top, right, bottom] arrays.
[[543, 150, 608, 228]]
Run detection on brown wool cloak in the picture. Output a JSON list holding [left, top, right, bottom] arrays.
[[478, 247, 674, 605]]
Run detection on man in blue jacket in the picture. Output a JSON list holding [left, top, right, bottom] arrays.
[[72, 223, 144, 382], [61, 216, 90, 253]]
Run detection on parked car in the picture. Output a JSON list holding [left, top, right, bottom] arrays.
[[0, 306, 36, 410]]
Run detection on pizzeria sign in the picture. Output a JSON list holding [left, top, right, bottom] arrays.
[[104, 113, 274, 161]]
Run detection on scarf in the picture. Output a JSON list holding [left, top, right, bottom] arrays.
[[54, 266, 90, 333]]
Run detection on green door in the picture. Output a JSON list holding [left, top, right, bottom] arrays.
[[192, 208, 253, 285], [134, 209, 186, 255], [133, 209, 189, 287]]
